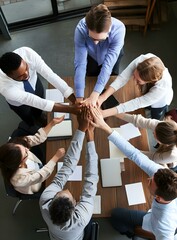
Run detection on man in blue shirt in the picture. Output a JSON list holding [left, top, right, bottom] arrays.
[[90, 107, 177, 240], [74, 4, 126, 107]]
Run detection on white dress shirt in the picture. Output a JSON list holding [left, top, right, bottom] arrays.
[[0, 47, 74, 111], [110, 53, 173, 113]]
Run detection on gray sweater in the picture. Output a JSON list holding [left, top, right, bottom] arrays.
[[39, 130, 98, 240]]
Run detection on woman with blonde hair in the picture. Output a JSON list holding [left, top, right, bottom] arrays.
[[98, 54, 173, 119], [0, 117, 65, 194]]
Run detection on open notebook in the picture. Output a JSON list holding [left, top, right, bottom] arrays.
[[100, 158, 122, 187], [47, 120, 72, 140]]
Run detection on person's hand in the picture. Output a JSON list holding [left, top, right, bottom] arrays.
[[76, 97, 84, 104], [50, 116, 65, 127], [77, 106, 90, 132], [90, 107, 112, 134], [82, 91, 100, 107], [52, 148, 65, 163], [82, 97, 97, 107], [69, 102, 82, 115], [43, 116, 65, 135]]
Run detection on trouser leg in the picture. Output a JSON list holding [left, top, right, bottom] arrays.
[[86, 55, 101, 76], [111, 207, 146, 238], [150, 105, 168, 120]]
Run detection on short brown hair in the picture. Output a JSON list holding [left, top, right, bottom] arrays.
[[86, 4, 111, 33], [154, 168, 177, 201]]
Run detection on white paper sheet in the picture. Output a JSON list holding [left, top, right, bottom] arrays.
[[100, 158, 122, 187], [46, 89, 64, 103], [54, 103, 70, 120], [120, 123, 141, 140], [47, 120, 72, 137], [125, 182, 146, 206], [57, 162, 82, 181], [93, 195, 101, 214]]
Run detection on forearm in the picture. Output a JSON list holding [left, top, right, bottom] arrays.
[[82, 142, 98, 197], [108, 130, 162, 176], [43, 121, 56, 135], [100, 86, 116, 103], [102, 107, 118, 118], [68, 93, 76, 104], [52, 102, 79, 115], [52, 130, 85, 188]]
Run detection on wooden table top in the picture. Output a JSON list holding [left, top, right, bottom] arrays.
[[45, 76, 152, 217]]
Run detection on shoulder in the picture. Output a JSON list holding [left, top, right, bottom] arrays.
[[111, 17, 125, 28], [14, 47, 39, 62]]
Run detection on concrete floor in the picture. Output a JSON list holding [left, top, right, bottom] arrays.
[[0, 2, 177, 240]]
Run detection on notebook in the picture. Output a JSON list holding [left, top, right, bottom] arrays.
[[47, 120, 72, 139], [100, 158, 122, 187]]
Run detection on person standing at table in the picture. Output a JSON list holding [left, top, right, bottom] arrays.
[[74, 4, 125, 106], [90, 107, 177, 240], [0, 47, 78, 127], [39, 108, 99, 240], [98, 53, 173, 119]]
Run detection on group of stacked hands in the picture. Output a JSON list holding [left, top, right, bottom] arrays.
[[0, 3, 177, 240]]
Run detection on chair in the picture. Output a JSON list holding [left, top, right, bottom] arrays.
[[36, 221, 99, 240], [4, 178, 42, 215], [90, 221, 99, 240], [132, 226, 155, 240]]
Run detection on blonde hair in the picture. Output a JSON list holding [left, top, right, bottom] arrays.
[[137, 57, 165, 83]]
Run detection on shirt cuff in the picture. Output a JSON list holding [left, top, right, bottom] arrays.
[[76, 88, 84, 98], [44, 100, 55, 112], [93, 83, 104, 94], [63, 87, 74, 99]]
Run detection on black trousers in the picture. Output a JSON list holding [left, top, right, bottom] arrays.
[[86, 48, 124, 76], [8, 77, 46, 127]]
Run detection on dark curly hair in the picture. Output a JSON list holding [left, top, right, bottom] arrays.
[[154, 168, 177, 201], [49, 195, 75, 225], [0, 52, 22, 75]]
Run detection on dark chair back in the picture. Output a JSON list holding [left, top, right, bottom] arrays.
[[90, 221, 99, 240], [3, 177, 42, 215]]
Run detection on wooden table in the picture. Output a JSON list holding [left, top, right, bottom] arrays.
[[46, 76, 153, 217]]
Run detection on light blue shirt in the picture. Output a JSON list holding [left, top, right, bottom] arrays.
[[74, 17, 125, 97], [108, 130, 177, 240]]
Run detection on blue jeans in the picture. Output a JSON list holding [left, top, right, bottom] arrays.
[[111, 208, 146, 238], [150, 105, 168, 120]]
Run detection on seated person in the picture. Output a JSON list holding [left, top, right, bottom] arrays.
[[90, 107, 177, 239], [39, 107, 99, 240], [112, 113, 177, 168], [0, 117, 65, 194], [0, 47, 78, 127], [98, 54, 173, 120]]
